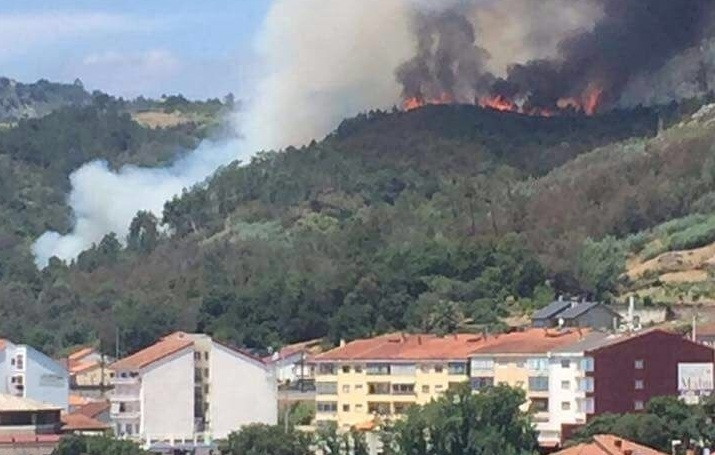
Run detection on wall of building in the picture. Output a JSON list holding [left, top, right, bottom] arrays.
[[590, 331, 714, 415], [208, 343, 277, 439], [569, 307, 619, 330], [140, 348, 194, 442], [23, 346, 69, 410], [546, 354, 589, 445]]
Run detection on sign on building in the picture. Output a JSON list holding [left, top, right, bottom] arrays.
[[678, 363, 714, 404]]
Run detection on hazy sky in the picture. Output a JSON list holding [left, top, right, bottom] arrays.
[[0, 1, 271, 99]]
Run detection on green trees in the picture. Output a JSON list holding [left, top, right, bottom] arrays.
[[571, 396, 715, 453], [222, 424, 312, 455], [53, 435, 149, 455], [382, 384, 537, 455]]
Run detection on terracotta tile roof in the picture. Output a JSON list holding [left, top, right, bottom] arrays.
[[61, 413, 110, 432], [0, 339, 7, 351], [314, 333, 491, 361], [75, 400, 110, 419], [68, 347, 95, 361], [69, 360, 100, 374], [697, 322, 715, 337], [469, 328, 590, 355], [68, 395, 89, 407], [110, 334, 194, 371], [0, 434, 62, 445], [554, 434, 666, 455], [278, 339, 323, 359]]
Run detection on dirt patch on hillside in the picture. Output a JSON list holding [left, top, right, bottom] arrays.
[[627, 242, 715, 281], [132, 111, 193, 128]]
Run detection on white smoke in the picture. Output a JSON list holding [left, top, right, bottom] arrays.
[[32, 0, 419, 267]]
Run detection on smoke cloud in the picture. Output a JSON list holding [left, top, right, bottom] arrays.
[[33, 0, 418, 267]]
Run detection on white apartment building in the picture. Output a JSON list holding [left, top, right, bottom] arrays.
[[109, 332, 277, 449], [0, 339, 69, 410]]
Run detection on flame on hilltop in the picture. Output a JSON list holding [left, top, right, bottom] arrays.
[[402, 85, 606, 117]]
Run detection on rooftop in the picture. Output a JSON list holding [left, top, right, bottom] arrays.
[[554, 434, 666, 455], [0, 394, 61, 412], [314, 333, 491, 362], [0, 339, 5, 351], [532, 300, 572, 320], [75, 400, 110, 419], [469, 328, 590, 355], [110, 334, 193, 371], [558, 301, 620, 320], [61, 413, 110, 432], [68, 347, 95, 362]]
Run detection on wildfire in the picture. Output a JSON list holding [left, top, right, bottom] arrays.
[[403, 85, 605, 117]]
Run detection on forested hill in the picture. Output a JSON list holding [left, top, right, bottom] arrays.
[[1, 94, 713, 359], [0, 78, 92, 122]]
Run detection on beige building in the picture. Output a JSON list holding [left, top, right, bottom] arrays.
[[311, 334, 486, 427]]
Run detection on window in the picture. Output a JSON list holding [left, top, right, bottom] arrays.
[[391, 364, 416, 376], [317, 401, 338, 413], [391, 383, 415, 395], [471, 377, 494, 391], [448, 362, 468, 375], [527, 358, 548, 371], [580, 357, 594, 372], [366, 363, 390, 375], [577, 377, 594, 392], [472, 359, 494, 371], [342, 404, 350, 412], [420, 364, 431, 373], [125, 423, 133, 435], [577, 398, 595, 414], [435, 384, 444, 392], [561, 401, 571, 411], [561, 359, 571, 368], [194, 352, 201, 360], [356, 404, 364, 411], [529, 398, 549, 413], [368, 382, 390, 395], [354, 365, 363, 373], [434, 365, 444, 373], [367, 402, 390, 415], [318, 364, 336, 375], [528, 376, 549, 392], [634, 400, 644, 411], [204, 368, 209, 378], [634, 359, 644, 370], [316, 382, 338, 395], [422, 385, 430, 393], [635, 379, 644, 390], [561, 380, 570, 390], [355, 384, 364, 390], [204, 384, 210, 394], [342, 365, 351, 374], [342, 384, 350, 393], [204, 352, 209, 361], [134, 424, 140, 434]]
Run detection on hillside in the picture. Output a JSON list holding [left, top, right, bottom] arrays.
[[0, 78, 92, 123], [0, 93, 713, 357]]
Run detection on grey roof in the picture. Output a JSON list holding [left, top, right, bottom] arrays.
[[558, 301, 621, 320], [532, 300, 571, 320], [551, 331, 616, 353]]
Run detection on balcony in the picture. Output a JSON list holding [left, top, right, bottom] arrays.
[[112, 376, 140, 385], [111, 410, 141, 420]]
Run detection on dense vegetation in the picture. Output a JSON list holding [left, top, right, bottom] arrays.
[[1, 80, 715, 356]]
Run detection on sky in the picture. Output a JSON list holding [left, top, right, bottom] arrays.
[[0, 1, 271, 99]]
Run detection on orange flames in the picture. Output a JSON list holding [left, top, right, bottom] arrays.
[[403, 85, 605, 117]]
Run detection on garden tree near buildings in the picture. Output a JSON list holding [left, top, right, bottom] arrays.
[[381, 384, 538, 455], [221, 423, 311, 455], [52, 435, 149, 455]]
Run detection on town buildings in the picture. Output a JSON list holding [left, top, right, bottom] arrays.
[[313, 328, 714, 449], [265, 338, 321, 385], [0, 394, 63, 455], [65, 347, 112, 391], [532, 299, 621, 330], [553, 434, 666, 455], [109, 332, 276, 450], [0, 339, 69, 411]]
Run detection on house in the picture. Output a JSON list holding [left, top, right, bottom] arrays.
[[60, 412, 110, 435], [0, 394, 63, 455], [553, 434, 666, 455], [468, 328, 591, 447], [311, 333, 490, 428], [109, 332, 276, 450], [266, 339, 322, 385], [74, 400, 110, 425], [65, 346, 112, 390], [532, 299, 621, 330], [0, 339, 69, 410]]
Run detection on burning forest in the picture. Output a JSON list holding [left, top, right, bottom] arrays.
[[396, 0, 715, 117]]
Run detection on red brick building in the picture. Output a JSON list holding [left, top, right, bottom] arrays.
[[587, 330, 714, 414]]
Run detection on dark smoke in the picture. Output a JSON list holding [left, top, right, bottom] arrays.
[[397, 0, 715, 113], [396, 10, 491, 104]]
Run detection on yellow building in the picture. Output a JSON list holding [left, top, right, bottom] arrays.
[[67, 347, 113, 387], [311, 333, 486, 427]]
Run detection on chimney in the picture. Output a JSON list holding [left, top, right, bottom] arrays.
[[339, 339, 346, 347], [623, 450, 633, 455], [558, 295, 563, 302], [418, 335, 422, 345], [614, 439, 622, 449]]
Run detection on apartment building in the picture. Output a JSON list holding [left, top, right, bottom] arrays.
[[311, 333, 487, 427], [467, 328, 589, 447], [0, 339, 69, 410], [109, 332, 276, 449]]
